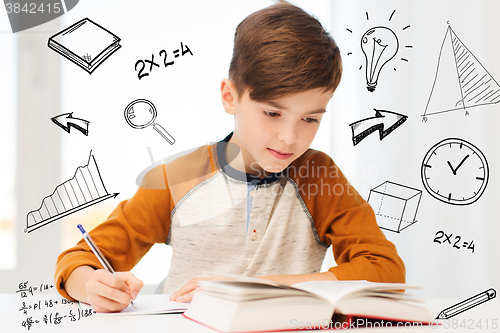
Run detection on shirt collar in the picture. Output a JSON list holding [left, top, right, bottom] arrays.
[[216, 132, 284, 185]]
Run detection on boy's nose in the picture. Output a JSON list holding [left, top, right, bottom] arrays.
[[277, 125, 297, 145]]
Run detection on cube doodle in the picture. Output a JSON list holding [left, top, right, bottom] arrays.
[[367, 181, 422, 233]]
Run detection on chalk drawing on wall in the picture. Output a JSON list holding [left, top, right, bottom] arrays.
[[25, 151, 118, 233], [346, 10, 412, 92], [367, 181, 422, 233], [421, 138, 489, 206], [422, 24, 500, 121]]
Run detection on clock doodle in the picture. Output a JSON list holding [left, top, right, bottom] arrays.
[[421, 138, 489, 205]]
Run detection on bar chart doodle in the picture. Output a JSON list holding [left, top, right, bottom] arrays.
[[25, 151, 118, 233], [422, 24, 500, 121]]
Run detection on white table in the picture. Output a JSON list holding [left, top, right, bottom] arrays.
[[1, 293, 499, 332]]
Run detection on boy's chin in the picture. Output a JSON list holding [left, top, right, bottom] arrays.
[[249, 161, 290, 176], [262, 164, 288, 174]]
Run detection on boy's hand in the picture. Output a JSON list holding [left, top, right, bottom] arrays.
[[169, 276, 220, 303], [85, 269, 143, 312]]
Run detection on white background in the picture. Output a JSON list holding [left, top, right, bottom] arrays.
[[0, 0, 499, 302]]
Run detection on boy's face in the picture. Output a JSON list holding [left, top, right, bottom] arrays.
[[221, 79, 333, 176]]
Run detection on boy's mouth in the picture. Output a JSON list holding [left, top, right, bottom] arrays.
[[267, 148, 293, 160]]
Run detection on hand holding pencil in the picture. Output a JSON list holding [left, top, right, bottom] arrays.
[[76, 224, 143, 312]]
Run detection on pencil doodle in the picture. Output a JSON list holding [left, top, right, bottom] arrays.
[[436, 289, 496, 319], [349, 108, 407, 146], [422, 24, 500, 121], [433, 230, 475, 253], [25, 151, 118, 233], [421, 138, 489, 205], [367, 181, 421, 233], [51, 113, 89, 136], [124, 99, 176, 145], [135, 42, 193, 80], [346, 10, 412, 92], [47, 18, 121, 74]]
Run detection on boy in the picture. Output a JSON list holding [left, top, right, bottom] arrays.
[[55, 1, 405, 312]]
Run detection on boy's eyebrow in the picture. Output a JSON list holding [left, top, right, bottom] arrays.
[[265, 100, 327, 114]]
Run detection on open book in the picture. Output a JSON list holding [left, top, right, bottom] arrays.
[[183, 278, 433, 332]]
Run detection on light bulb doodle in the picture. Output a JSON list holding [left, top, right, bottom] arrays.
[[345, 10, 412, 92], [361, 26, 399, 92]]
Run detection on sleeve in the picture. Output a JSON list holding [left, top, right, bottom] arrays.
[[324, 201, 406, 283], [292, 151, 405, 283], [54, 165, 172, 301]]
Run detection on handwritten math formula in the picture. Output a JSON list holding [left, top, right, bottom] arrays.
[[20, 297, 74, 315], [16, 280, 96, 331], [17, 281, 54, 298], [135, 42, 193, 80], [433, 230, 475, 253]]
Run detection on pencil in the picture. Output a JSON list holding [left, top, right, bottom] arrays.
[[77, 224, 137, 309], [436, 288, 496, 319]]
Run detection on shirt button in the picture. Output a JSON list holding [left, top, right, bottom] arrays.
[[250, 230, 258, 241], [249, 190, 256, 198]]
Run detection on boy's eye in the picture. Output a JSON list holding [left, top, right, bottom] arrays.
[[264, 111, 280, 117], [302, 117, 319, 123]]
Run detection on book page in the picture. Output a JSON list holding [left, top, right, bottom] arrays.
[[198, 280, 313, 301], [80, 294, 189, 315], [291, 280, 416, 306]]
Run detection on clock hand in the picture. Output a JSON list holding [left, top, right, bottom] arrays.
[[453, 154, 470, 174], [447, 161, 457, 175]]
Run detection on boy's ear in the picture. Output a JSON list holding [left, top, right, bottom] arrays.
[[221, 79, 237, 115]]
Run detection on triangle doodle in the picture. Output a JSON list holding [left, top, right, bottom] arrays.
[[423, 25, 500, 118]]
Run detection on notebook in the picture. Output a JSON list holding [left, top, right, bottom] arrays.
[[79, 294, 189, 315], [48, 18, 121, 74]]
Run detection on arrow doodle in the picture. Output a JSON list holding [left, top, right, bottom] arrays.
[[349, 109, 408, 146], [51, 113, 90, 136]]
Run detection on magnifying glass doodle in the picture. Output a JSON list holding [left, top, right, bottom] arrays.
[[124, 99, 175, 145]]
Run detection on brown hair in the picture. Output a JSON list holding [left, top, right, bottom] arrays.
[[229, 1, 342, 101]]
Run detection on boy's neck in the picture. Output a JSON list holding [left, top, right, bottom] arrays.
[[225, 133, 270, 179]]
